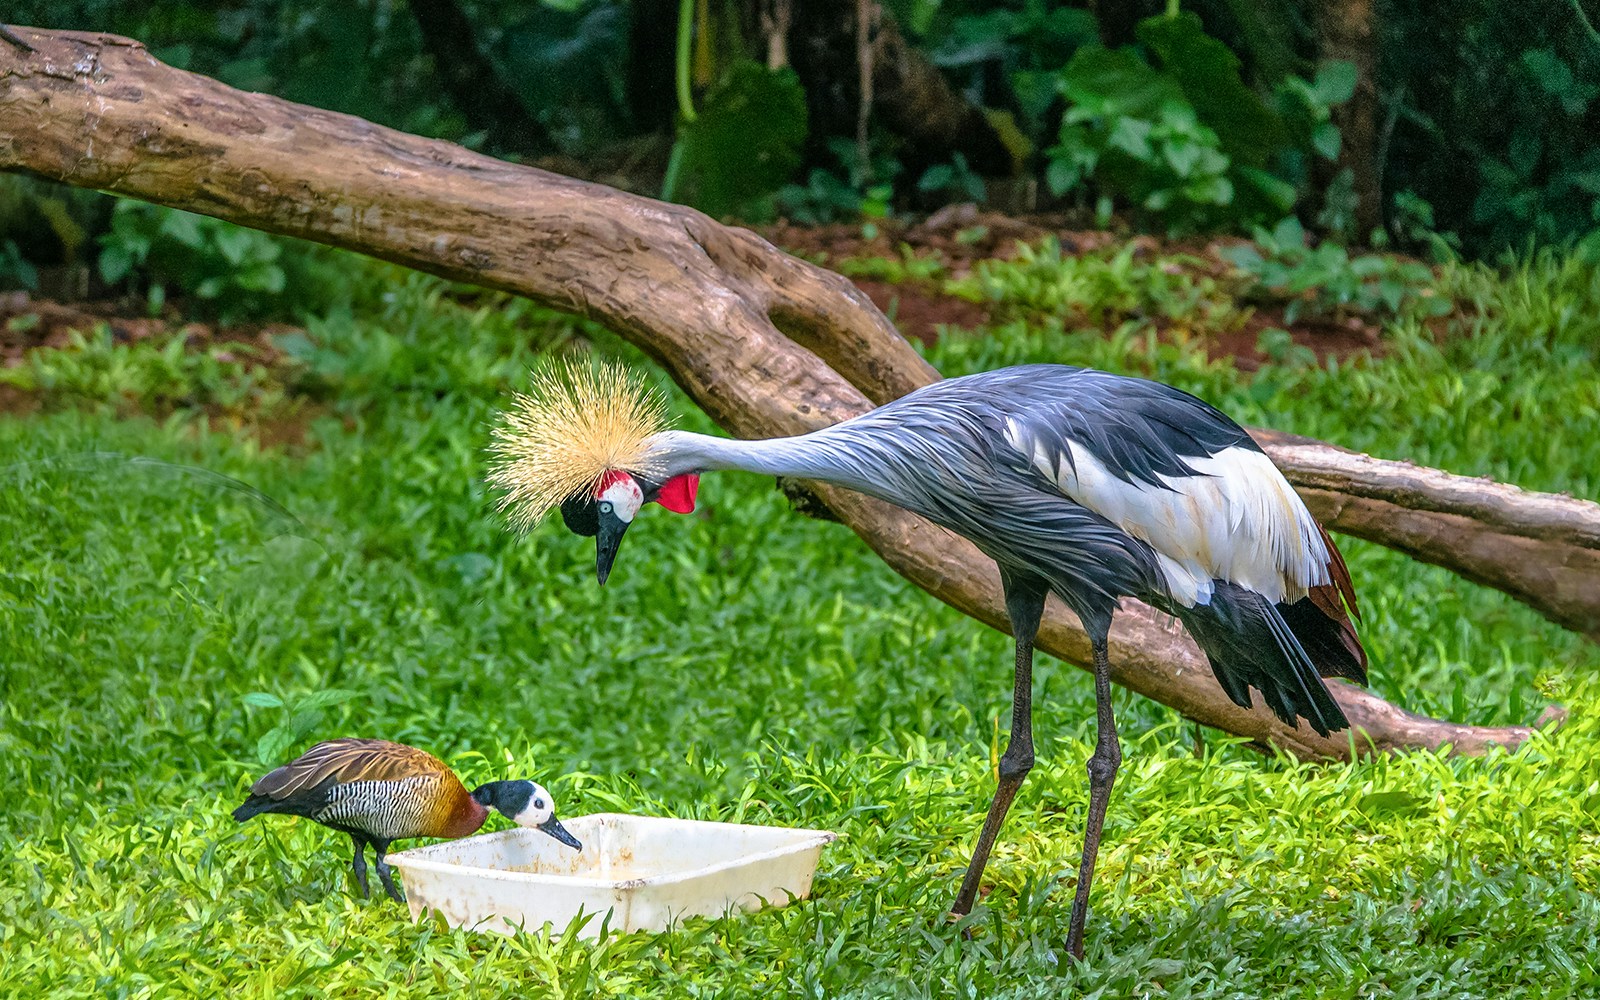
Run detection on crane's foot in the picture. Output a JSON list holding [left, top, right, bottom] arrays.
[[946, 885, 994, 940]]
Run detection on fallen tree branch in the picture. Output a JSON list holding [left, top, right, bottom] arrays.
[[0, 27, 1577, 759], [1254, 429, 1600, 643]]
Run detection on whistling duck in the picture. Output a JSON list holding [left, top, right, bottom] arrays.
[[233, 737, 581, 902]]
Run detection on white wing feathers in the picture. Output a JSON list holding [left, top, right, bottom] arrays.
[[1004, 417, 1329, 607]]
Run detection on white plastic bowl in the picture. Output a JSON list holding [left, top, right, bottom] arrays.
[[387, 812, 837, 937]]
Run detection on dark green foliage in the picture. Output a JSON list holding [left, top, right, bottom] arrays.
[[97, 202, 337, 323], [1048, 45, 1240, 231], [671, 62, 809, 220], [8, 0, 448, 136], [19, 0, 1600, 254], [917, 153, 988, 204], [1044, 12, 1355, 234], [1473, 47, 1600, 251], [1221, 217, 1451, 323], [925, 0, 1100, 132], [0, 175, 106, 272], [1135, 12, 1285, 168], [1382, 0, 1600, 256], [0, 240, 38, 292], [487, 1, 632, 154], [778, 139, 902, 225], [100, 204, 280, 319], [8, 0, 626, 156]]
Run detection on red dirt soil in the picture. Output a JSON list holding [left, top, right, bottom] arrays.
[[0, 291, 295, 366], [756, 205, 1393, 368], [2, 214, 1406, 430], [0, 292, 319, 448]]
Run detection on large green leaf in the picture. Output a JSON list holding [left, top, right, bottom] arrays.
[[674, 62, 808, 220], [1059, 46, 1186, 121], [1137, 12, 1285, 167], [1521, 49, 1599, 115]]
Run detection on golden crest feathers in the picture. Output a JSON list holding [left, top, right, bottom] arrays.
[[487, 360, 670, 531]]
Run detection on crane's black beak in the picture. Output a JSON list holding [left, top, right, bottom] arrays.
[[562, 493, 629, 586], [539, 815, 583, 851], [595, 512, 628, 586]]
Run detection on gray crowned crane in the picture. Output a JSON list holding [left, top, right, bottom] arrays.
[[490, 361, 1366, 959]]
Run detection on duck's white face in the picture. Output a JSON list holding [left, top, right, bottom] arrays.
[[509, 781, 557, 827]]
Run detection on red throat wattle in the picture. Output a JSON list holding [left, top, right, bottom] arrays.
[[656, 474, 699, 513]]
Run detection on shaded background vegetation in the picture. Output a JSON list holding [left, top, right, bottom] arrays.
[[8, 0, 1600, 312]]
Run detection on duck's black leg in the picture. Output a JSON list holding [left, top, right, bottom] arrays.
[[373, 839, 404, 904], [950, 572, 1047, 918], [350, 834, 371, 899]]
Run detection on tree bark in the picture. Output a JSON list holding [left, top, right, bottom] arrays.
[[1254, 429, 1600, 644], [1315, 0, 1383, 235], [1, 27, 1583, 760]]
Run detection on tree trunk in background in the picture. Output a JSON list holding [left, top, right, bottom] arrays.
[[786, 1, 1013, 179], [1092, 0, 1163, 48], [406, 0, 555, 158], [1, 28, 1587, 761], [1316, 0, 1383, 235], [627, 0, 681, 135]]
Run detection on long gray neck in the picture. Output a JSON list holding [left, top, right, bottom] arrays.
[[647, 429, 879, 494]]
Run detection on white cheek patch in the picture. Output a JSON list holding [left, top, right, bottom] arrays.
[[511, 786, 554, 827], [512, 804, 541, 826], [597, 478, 645, 523]]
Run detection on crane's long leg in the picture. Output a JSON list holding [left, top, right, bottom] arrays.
[[951, 577, 1047, 917], [350, 834, 371, 899], [1065, 636, 1121, 960]]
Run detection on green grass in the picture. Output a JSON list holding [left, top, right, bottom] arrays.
[[1, 245, 1597, 997]]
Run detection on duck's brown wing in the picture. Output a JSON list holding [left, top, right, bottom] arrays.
[[250, 738, 451, 799]]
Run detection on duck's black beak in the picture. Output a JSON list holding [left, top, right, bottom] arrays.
[[595, 511, 628, 586], [540, 815, 582, 851]]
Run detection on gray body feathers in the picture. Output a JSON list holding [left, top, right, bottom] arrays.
[[761, 365, 1362, 734]]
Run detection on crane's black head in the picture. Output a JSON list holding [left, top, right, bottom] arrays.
[[558, 470, 699, 585], [471, 780, 582, 851]]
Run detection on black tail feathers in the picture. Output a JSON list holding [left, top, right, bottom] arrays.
[[1276, 595, 1368, 685], [1175, 582, 1351, 737]]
